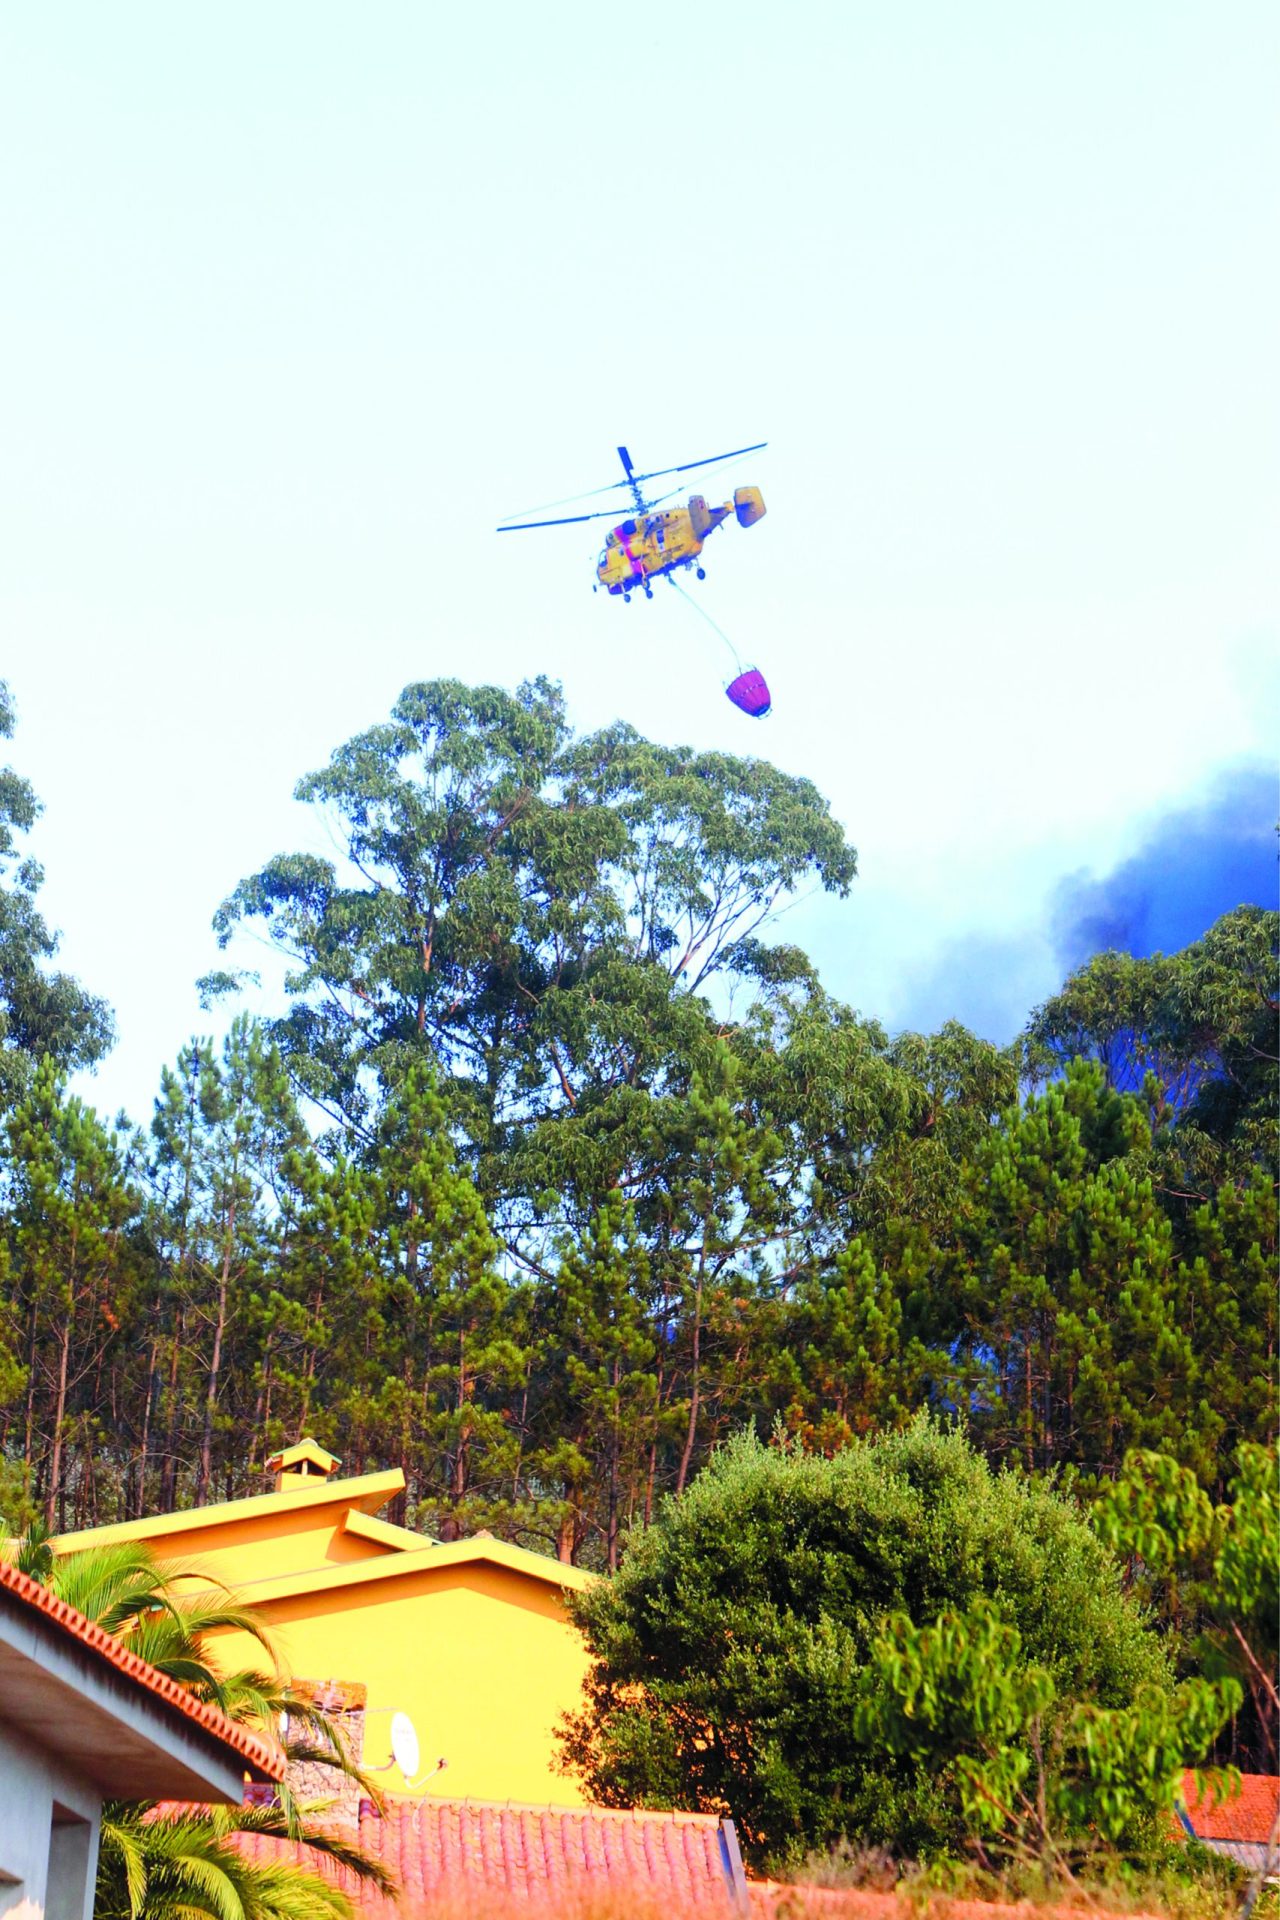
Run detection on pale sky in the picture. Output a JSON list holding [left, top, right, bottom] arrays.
[[2, 3, 1276, 1125]]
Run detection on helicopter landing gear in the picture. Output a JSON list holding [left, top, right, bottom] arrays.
[[696, 567, 706, 580]]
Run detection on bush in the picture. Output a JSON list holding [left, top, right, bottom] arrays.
[[560, 1417, 1231, 1869]]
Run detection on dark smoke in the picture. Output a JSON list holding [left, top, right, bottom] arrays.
[[887, 761, 1277, 1046], [1052, 761, 1277, 971]]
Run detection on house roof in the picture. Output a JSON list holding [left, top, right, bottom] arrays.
[[232, 1797, 738, 1914], [267, 1439, 342, 1474], [229, 1530, 596, 1604], [52, 1468, 407, 1553], [1182, 1772, 1279, 1846], [0, 1557, 283, 1789], [340, 1507, 437, 1554]]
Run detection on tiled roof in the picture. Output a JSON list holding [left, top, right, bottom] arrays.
[[0, 1556, 283, 1781], [233, 1797, 738, 1913], [1182, 1772, 1279, 1846]]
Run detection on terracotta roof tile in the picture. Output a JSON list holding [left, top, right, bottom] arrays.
[[233, 1797, 736, 1913], [1181, 1772, 1279, 1846], [0, 1556, 283, 1781]]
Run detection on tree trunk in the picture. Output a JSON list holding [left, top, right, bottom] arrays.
[[44, 1319, 71, 1530], [606, 1358, 621, 1572], [159, 1306, 185, 1508], [135, 1336, 159, 1519], [22, 1298, 38, 1468], [676, 1274, 703, 1497], [197, 1220, 235, 1506], [557, 1505, 579, 1564]]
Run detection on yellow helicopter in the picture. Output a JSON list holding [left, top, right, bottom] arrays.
[[496, 442, 767, 601]]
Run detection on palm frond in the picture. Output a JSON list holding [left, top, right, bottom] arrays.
[[98, 1807, 358, 1920], [227, 1805, 396, 1897], [0, 1519, 54, 1581]]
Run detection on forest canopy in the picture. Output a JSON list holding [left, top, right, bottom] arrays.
[[0, 677, 1275, 1774]]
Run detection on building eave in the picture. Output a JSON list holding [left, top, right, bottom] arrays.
[[0, 1560, 282, 1800], [212, 1533, 598, 1606], [51, 1469, 406, 1554], [340, 1508, 438, 1553]]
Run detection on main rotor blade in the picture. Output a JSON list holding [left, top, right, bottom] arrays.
[[497, 440, 766, 523], [630, 440, 767, 486], [496, 506, 633, 532], [498, 474, 633, 521], [496, 488, 682, 534]]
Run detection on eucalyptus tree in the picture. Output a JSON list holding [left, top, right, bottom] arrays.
[[212, 678, 856, 1192], [0, 680, 112, 1105]]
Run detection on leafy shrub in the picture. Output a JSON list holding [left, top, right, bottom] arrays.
[[560, 1417, 1233, 1868]]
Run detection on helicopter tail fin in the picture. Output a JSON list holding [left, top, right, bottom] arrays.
[[734, 486, 766, 528]]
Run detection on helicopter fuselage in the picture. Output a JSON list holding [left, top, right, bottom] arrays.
[[597, 486, 765, 596]]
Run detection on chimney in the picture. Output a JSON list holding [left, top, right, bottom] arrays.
[[246, 1678, 368, 1828], [265, 1438, 341, 1493]]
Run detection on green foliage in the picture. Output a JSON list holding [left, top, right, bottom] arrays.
[[0, 682, 112, 1104], [213, 678, 856, 1154], [3, 1059, 143, 1526], [95, 1803, 356, 1920], [0, 678, 1272, 1820], [560, 1417, 1204, 1868], [1030, 907, 1279, 1194], [147, 1017, 310, 1506], [1094, 1444, 1279, 1769], [855, 1604, 1052, 1837], [527, 1190, 658, 1566], [928, 1059, 1276, 1491], [365, 1059, 528, 1536]]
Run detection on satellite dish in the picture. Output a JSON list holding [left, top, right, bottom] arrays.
[[390, 1711, 421, 1782]]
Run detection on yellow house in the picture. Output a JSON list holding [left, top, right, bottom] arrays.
[[53, 1442, 596, 1806]]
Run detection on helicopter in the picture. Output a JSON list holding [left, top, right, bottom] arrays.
[[496, 441, 767, 601]]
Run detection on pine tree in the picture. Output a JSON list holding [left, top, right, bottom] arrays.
[[370, 1062, 529, 1536], [527, 1193, 658, 1567], [147, 1018, 306, 1506], [4, 1059, 140, 1525]]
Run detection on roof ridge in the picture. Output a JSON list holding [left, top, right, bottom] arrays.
[[0, 1557, 283, 1779], [51, 1468, 405, 1549], [373, 1793, 721, 1825]]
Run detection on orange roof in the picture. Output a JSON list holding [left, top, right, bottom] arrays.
[[232, 1797, 738, 1913], [0, 1557, 283, 1781], [1182, 1772, 1279, 1846]]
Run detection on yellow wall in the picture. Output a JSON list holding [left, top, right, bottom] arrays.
[[156, 1507, 390, 1587], [55, 1479, 594, 1806], [54, 1480, 402, 1591], [214, 1560, 592, 1805]]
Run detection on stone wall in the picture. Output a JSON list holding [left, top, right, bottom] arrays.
[[281, 1678, 368, 1825]]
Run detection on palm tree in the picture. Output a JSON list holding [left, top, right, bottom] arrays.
[[2, 1526, 395, 1920]]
